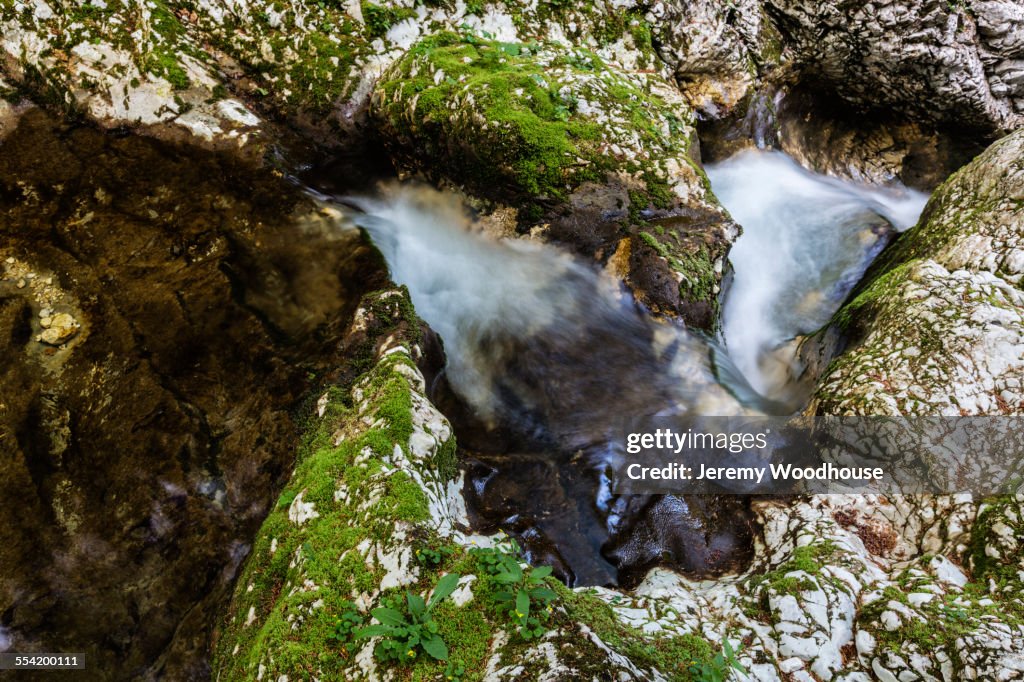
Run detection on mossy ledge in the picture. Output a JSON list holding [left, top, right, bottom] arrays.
[[370, 31, 694, 217], [211, 286, 732, 680]]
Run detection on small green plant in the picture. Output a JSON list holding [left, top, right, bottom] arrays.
[[689, 639, 747, 682], [443, 658, 466, 681], [493, 562, 558, 639], [414, 544, 452, 568], [471, 538, 558, 639], [355, 573, 461, 663], [325, 602, 364, 653]]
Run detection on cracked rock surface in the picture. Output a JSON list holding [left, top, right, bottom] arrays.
[[765, 0, 1024, 136]]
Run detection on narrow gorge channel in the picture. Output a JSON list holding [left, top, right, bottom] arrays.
[[5, 1, 1024, 678], [313, 149, 930, 588]]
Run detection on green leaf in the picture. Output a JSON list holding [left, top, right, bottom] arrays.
[[494, 591, 514, 602], [370, 607, 407, 627], [494, 572, 519, 584], [429, 573, 461, 606], [529, 587, 557, 601], [420, 634, 449, 661], [530, 565, 553, 579], [407, 592, 426, 619], [515, 590, 530, 621], [354, 624, 400, 639]]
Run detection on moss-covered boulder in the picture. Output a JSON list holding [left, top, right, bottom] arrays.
[[371, 33, 696, 213], [806, 128, 1024, 416], [213, 286, 725, 680], [369, 32, 737, 329], [0, 0, 263, 150]]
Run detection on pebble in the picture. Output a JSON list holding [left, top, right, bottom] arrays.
[[39, 312, 79, 346], [16, 279, 26, 289]]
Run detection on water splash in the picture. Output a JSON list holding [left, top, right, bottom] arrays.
[[338, 185, 758, 585], [708, 150, 929, 406], [345, 185, 753, 447]]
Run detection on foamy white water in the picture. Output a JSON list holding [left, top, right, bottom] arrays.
[[341, 185, 754, 434], [708, 150, 929, 404]]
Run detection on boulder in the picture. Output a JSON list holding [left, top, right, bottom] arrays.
[[807, 128, 1024, 416], [765, 0, 1024, 136], [370, 32, 738, 329]]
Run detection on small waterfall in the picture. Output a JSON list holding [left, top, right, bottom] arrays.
[[339, 185, 760, 585], [321, 169, 926, 585], [345, 186, 753, 445], [707, 150, 929, 407]]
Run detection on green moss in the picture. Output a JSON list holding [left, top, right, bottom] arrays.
[[746, 540, 840, 598], [967, 496, 1024, 595], [374, 32, 689, 217], [213, 289, 451, 680], [857, 528, 1024, 676], [639, 231, 718, 308], [831, 259, 920, 332], [144, 3, 193, 89], [362, 3, 417, 39], [561, 588, 716, 681]]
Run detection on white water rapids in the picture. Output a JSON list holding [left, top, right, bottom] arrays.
[[708, 150, 929, 406], [326, 150, 928, 422], [347, 187, 750, 441], [318, 153, 930, 585]]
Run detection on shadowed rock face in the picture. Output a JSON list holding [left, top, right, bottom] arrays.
[[0, 111, 386, 680], [764, 0, 1024, 136]]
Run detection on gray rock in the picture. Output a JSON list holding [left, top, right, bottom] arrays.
[[808, 128, 1024, 416], [765, 0, 1024, 135]]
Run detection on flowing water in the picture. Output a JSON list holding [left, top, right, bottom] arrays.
[[320, 152, 929, 585], [708, 151, 929, 408]]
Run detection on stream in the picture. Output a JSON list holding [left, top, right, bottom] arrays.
[[708, 151, 929, 410], [326, 151, 929, 586]]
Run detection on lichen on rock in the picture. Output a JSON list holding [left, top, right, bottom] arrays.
[[807, 128, 1024, 416], [0, 0, 262, 149]]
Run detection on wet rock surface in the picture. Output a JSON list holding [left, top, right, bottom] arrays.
[[0, 111, 386, 679]]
